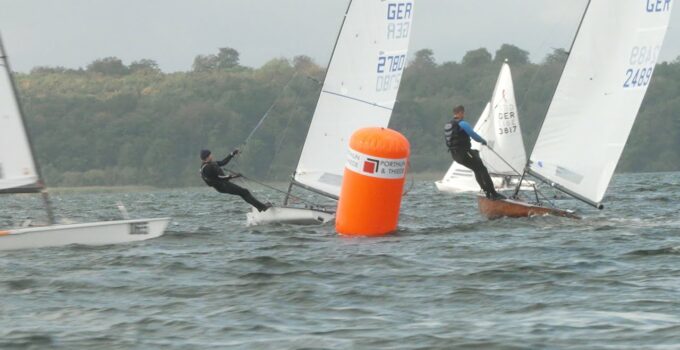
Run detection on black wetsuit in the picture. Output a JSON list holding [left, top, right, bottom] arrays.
[[200, 154, 268, 211], [445, 119, 498, 197]]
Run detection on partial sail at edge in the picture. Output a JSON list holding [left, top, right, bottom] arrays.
[[294, 0, 415, 197], [0, 39, 40, 193], [528, 0, 674, 205]]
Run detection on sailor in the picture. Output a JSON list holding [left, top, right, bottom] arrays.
[[445, 105, 505, 200], [200, 149, 271, 212]]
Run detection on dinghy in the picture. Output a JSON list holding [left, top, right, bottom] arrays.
[[247, 0, 415, 225], [436, 62, 531, 193], [479, 0, 674, 219], [0, 36, 169, 250]]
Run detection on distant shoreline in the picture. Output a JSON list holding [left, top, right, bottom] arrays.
[[41, 170, 678, 193]]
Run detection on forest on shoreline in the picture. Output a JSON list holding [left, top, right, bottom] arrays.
[[14, 44, 680, 187]]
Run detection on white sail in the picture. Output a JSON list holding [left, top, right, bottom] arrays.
[[436, 62, 527, 192], [479, 62, 526, 175], [294, 0, 415, 197], [528, 0, 673, 205], [0, 40, 40, 192]]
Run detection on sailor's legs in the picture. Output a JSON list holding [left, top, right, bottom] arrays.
[[451, 149, 497, 195], [214, 182, 269, 211]]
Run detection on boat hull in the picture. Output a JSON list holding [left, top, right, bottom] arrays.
[[246, 206, 335, 226], [0, 218, 170, 251], [435, 176, 534, 194], [477, 196, 579, 219]]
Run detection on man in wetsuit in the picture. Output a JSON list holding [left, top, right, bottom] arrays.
[[445, 105, 505, 200], [200, 149, 271, 212]]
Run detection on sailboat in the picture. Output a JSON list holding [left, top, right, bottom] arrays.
[[435, 61, 530, 193], [0, 36, 169, 250], [247, 0, 415, 225], [478, 0, 674, 219]]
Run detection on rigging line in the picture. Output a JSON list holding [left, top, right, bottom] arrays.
[[533, 186, 557, 208], [228, 70, 300, 174], [510, 177, 556, 208], [512, 2, 591, 199], [483, 145, 523, 178], [402, 161, 415, 196], [231, 172, 322, 207], [239, 71, 300, 151], [516, 0, 580, 110], [264, 84, 305, 180]]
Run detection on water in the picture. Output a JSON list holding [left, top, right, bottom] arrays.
[[2, 172, 680, 349]]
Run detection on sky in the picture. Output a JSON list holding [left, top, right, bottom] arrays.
[[0, 0, 679, 72]]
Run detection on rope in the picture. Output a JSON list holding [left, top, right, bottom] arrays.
[[402, 161, 415, 196], [222, 71, 302, 203], [483, 145, 523, 177], [227, 171, 323, 207], [483, 145, 560, 207], [234, 71, 300, 157]]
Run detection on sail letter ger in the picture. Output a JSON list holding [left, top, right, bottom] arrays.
[[336, 127, 410, 236]]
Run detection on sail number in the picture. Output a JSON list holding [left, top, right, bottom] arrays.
[[629, 45, 661, 65], [387, 2, 413, 19], [498, 126, 518, 135], [376, 54, 406, 92], [624, 45, 660, 88], [646, 0, 671, 12], [129, 222, 149, 235], [496, 111, 518, 135], [387, 2, 413, 40], [377, 54, 406, 74], [624, 67, 654, 88]]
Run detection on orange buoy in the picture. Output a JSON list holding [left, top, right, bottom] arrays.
[[335, 127, 410, 236]]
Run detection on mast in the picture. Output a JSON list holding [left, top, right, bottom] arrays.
[[512, 0, 592, 200], [0, 34, 55, 224]]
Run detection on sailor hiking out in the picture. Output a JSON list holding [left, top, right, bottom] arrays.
[[445, 105, 505, 200], [200, 149, 271, 212]]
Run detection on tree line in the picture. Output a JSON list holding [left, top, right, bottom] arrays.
[[14, 44, 680, 187]]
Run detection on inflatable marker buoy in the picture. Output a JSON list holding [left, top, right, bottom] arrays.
[[336, 127, 410, 236]]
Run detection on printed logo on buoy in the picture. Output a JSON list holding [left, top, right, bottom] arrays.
[[363, 158, 380, 174], [346, 148, 407, 179]]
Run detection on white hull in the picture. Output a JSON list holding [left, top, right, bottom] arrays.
[[0, 218, 170, 251], [246, 206, 335, 226], [435, 175, 533, 194]]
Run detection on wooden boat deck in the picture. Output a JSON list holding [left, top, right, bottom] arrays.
[[478, 195, 580, 219]]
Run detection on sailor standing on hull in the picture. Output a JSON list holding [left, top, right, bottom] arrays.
[[445, 105, 505, 200], [200, 149, 271, 212]]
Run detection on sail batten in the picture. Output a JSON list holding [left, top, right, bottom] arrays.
[[528, 0, 673, 204], [320, 90, 394, 110], [293, 0, 415, 197]]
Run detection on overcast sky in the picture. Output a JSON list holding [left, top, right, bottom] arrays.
[[1, 0, 679, 72]]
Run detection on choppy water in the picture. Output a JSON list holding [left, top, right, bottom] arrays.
[[2, 172, 680, 349]]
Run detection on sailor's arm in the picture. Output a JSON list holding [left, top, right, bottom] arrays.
[[216, 149, 240, 166], [459, 121, 487, 145]]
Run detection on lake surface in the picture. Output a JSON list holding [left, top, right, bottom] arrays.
[[2, 172, 680, 349]]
